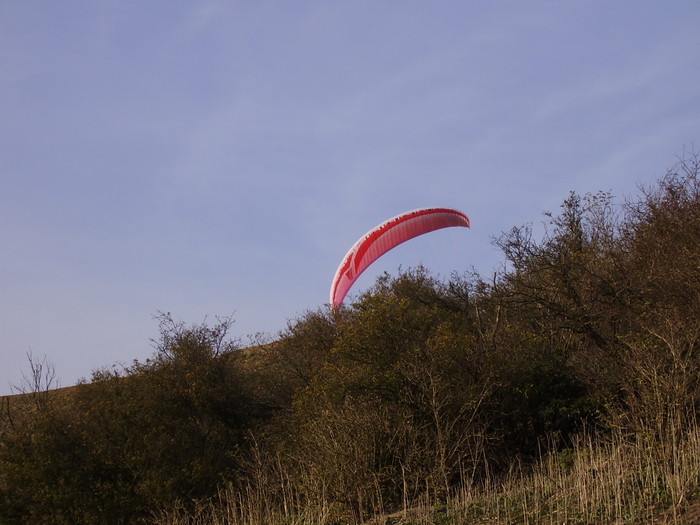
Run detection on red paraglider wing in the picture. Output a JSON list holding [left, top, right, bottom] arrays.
[[330, 207, 470, 309]]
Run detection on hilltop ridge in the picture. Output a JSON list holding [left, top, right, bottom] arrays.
[[2, 156, 699, 524]]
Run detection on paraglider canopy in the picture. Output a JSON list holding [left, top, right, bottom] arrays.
[[329, 207, 470, 310]]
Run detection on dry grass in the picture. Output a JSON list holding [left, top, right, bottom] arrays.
[[158, 418, 700, 525], [451, 424, 700, 524]]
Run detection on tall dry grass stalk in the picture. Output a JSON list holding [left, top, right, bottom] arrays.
[[450, 417, 700, 524], [158, 416, 700, 525]]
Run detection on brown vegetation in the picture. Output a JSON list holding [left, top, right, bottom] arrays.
[[1, 153, 699, 524]]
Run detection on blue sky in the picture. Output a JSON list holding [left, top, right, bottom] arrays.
[[1, 1, 699, 394]]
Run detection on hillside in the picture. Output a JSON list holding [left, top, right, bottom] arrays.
[[1, 155, 699, 524]]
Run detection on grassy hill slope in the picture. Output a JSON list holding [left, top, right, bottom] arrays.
[[2, 155, 699, 524]]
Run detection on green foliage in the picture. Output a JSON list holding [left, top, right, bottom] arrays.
[[0, 314, 262, 523], [1, 153, 699, 524]]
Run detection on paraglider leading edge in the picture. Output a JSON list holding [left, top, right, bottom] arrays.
[[329, 207, 470, 310]]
